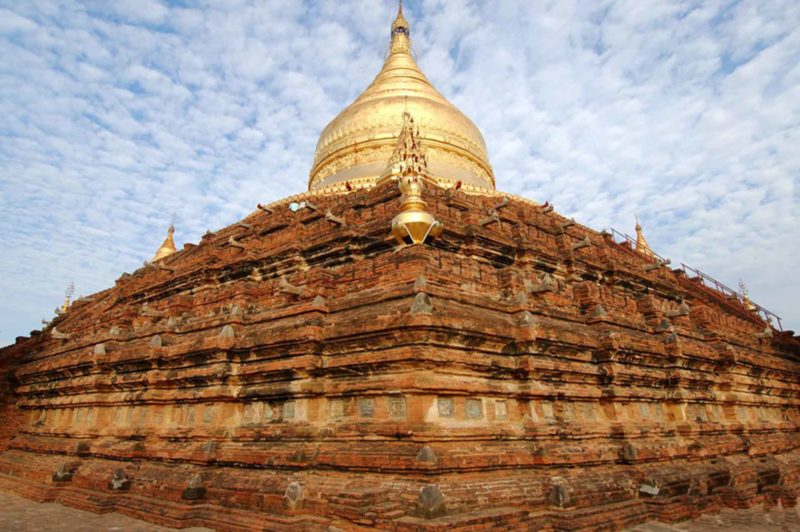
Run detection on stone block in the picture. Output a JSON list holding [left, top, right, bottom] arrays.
[[416, 485, 446, 518], [52, 462, 78, 482], [410, 293, 434, 314], [108, 469, 131, 491], [549, 478, 572, 508], [284, 482, 304, 510], [181, 474, 206, 500], [416, 446, 437, 463]]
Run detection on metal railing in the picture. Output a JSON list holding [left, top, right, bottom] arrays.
[[608, 228, 782, 331], [679, 263, 782, 331]]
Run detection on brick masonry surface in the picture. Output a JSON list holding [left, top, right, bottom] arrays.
[[1, 181, 799, 530], [0, 490, 212, 532], [628, 503, 800, 531], [2, 487, 799, 532]]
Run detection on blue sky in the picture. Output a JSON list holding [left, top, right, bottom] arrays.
[[0, 0, 798, 346]]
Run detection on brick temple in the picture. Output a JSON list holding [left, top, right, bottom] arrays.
[[1, 5, 798, 531]]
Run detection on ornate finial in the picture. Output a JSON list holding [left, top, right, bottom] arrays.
[[58, 282, 74, 315], [634, 216, 656, 259], [390, 0, 411, 53], [153, 224, 177, 262], [381, 112, 429, 182], [395, 0, 406, 26], [390, 113, 443, 245], [739, 280, 756, 311]]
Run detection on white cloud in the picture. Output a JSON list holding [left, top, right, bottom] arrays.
[[0, 8, 38, 33], [0, 0, 798, 345]]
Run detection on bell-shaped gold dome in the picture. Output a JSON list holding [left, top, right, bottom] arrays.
[[309, 4, 494, 192]]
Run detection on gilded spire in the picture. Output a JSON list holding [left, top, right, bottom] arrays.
[[634, 216, 656, 259], [391, 1, 410, 54], [153, 224, 177, 262]]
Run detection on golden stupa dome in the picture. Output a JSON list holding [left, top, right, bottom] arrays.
[[309, 3, 494, 192]]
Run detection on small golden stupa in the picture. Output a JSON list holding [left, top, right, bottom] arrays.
[[740, 280, 757, 312], [58, 282, 74, 315], [152, 224, 177, 262], [634, 216, 656, 259]]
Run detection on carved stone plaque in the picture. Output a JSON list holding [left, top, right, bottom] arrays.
[[581, 402, 597, 422], [437, 397, 454, 418], [330, 399, 344, 419], [242, 403, 256, 424], [541, 401, 555, 422], [359, 398, 375, 418], [561, 402, 575, 422], [283, 401, 295, 420], [466, 399, 483, 419], [388, 396, 407, 418]]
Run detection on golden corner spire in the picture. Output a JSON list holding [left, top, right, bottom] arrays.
[[390, 112, 443, 246], [58, 281, 74, 315], [390, 0, 411, 54], [739, 280, 757, 312], [153, 224, 177, 262], [634, 215, 656, 259]]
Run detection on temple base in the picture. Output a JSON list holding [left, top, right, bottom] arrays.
[[0, 448, 797, 531]]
